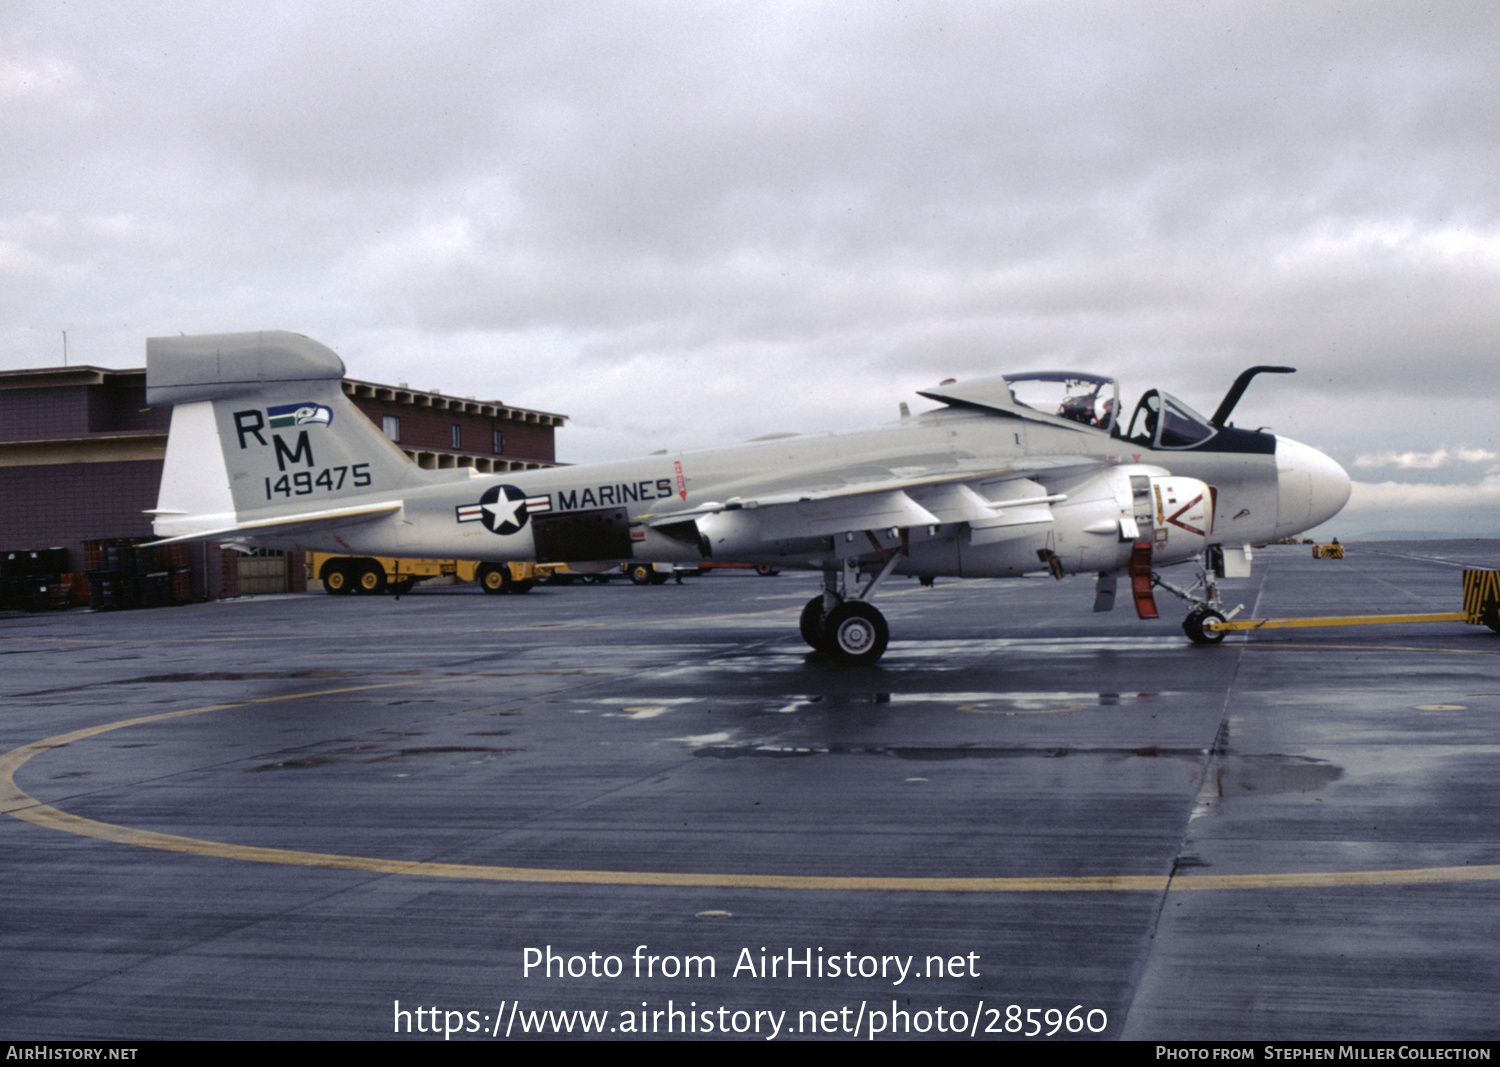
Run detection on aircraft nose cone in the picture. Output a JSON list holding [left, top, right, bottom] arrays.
[[1274, 436, 1351, 538]]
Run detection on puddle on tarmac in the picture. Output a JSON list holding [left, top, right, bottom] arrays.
[[569, 698, 699, 719], [693, 742, 1206, 761], [776, 691, 1162, 714], [248, 742, 516, 771], [1211, 753, 1343, 797]]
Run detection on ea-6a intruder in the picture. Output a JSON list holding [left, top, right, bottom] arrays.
[[145, 331, 1350, 664]]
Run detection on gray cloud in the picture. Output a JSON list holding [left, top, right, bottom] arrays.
[[4, 1, 1498, 533]]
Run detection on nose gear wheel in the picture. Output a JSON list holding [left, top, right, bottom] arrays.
[[1182, 607, 1227, 645]]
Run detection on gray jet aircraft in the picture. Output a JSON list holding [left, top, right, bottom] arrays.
[[145, 331, 1350, 664]]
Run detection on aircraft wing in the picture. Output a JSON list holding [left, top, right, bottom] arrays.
[[147, 500, 404, 546], [640, 456, 1102, 539]]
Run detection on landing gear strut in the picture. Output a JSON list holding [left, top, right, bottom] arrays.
[[800, 553, 901, 665], [1151, 554, 1241, 646]]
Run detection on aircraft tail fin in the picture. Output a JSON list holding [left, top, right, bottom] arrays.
[[147, 331, 427, 542]]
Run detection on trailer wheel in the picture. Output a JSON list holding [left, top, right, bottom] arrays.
[[755, 565, 781, 576], [353, 560, 386, 595], [628, 563, 653, 585], [510, 579, 535, 594], [321, 561, 355, 595], [477, 564, 509, 594], [389, 577, 415, 596]]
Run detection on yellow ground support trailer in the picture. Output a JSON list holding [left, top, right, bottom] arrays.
[[309, 553, 555, 596]]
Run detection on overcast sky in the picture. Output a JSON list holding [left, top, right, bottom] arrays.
[[5, 2, 1498, 537]]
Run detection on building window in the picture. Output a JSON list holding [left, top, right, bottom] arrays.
[[382, 415, 400, 442], [492, 429, 504, 454], [451, 424, 462, 449]]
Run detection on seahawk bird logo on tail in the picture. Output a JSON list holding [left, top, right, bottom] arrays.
[[267, 402, 334, 428]]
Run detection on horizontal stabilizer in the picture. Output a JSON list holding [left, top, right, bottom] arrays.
[[148, 500, 403, 546], [146, 331, 345, 406]]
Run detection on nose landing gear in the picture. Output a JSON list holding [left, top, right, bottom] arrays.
[[1151, 556, 1243, 646], [1182, 606, 1228, 645]]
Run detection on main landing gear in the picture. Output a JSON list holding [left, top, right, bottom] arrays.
[[799, 554, 903, 666]]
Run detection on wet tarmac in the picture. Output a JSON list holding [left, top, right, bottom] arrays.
[[2, 541, 1498, 1041]]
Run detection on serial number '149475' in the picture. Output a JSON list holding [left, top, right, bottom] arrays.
[[264, 463, 371, 499]]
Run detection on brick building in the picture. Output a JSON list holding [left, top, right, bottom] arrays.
[[0, 364, 565, 599]]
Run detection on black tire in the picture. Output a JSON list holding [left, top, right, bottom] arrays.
[[321, 561, 355, 595], [389, 577, 415, 596], [477, 563, 509, 595], [1482, 602, 1500, 634], [1183, 607, 1227, 645], [353, 560, 386, 595], [649, 571, 671, 585], [509, 578, 535, 594], [822, 601, 889, 665], [628, 563, 654, 585], [800, 595, 832, 651], [755, 565, 780, 577]]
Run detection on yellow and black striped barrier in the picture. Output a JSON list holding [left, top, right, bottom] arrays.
[[1206, 569, 1500, 635], [1312, 543, 1344, 558], [1463, 568, 1500, 629]]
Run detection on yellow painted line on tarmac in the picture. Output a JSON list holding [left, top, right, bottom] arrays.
[[9, 684, 1500, 893], [0, 680, 434, 813]]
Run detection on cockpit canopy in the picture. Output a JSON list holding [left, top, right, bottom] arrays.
[[1123, 390, 1217, 450], [918, 371, 1122, 432], [917, 368, 1267, 454], [1003, 372, 1120, 434]]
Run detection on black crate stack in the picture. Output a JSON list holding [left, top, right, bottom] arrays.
[[0, 547, 70, 612], [83, 539, 192, 610]]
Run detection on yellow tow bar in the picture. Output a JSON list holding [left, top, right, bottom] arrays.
[[1205, 569, 1500, 635], [1209, 611, 1467, 634]]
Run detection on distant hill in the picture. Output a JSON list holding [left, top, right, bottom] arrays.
[[1308, 511, 1499, 542]]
